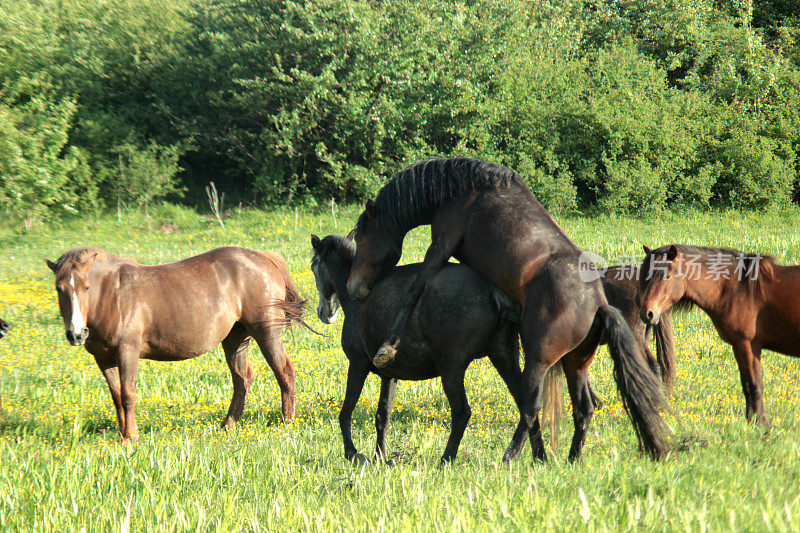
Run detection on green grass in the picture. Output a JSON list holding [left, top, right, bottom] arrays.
[[1, 205, 800, 531]]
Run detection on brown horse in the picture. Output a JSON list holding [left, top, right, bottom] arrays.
[[46, 247, 303, 443], [347, 158, 669, 462], [602, 266, 675, 389], [640, 244, 799, 425]]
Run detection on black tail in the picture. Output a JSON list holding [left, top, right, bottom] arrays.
[[599, 305, 669, 459], [653, 311, 676, 391]]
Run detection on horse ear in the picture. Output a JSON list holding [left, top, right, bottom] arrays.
[[76, 253, 97, 273], [311, 234, 321, 251], [365, 198, 376, 219], [45, 259, 58, 273], [667, 245, 678, 261], [642, 245, 652, 255]]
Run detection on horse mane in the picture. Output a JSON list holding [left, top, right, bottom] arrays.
[[648, 244, 775, 300], [353, 158, 524, 245], [51, 247, 123, 275]]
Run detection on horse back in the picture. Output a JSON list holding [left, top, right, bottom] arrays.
[[357, 263, 508, 379], [92, 247, 293, 359]]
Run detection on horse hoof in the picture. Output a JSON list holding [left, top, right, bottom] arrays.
[[373, 344, 397, 368], [349, 453, 369, 466]]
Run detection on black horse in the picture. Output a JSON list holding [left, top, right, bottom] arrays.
[[0, 317, 7, 412], [602, 266, 675, 390], [311, 234, 530, 464], [347, 158, 669, 461]]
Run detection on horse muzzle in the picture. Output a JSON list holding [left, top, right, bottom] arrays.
[[317, 304, 340, 324], [66, 327, 89, 346], [640, 309, 660, 326]]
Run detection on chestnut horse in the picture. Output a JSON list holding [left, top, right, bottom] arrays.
[[640, 244, 799, 425], [347, 158, 669, 461], [46, 247, 303, 443], [312, 234, 526, 464]]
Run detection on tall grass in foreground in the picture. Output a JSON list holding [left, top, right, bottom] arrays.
[[1, 205, 799, 530]]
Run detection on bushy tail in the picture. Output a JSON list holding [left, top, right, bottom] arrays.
[[654, 310, 676, 391], [541, 361, 563, 453], [599, 305, 669, 459], [265, 253, 320, 335]]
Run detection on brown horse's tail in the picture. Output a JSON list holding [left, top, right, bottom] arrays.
[[541, 361, 563, 454], [265, 253, 319, 335], [653, 310, 676, 391], [598, 305, 669, 459]]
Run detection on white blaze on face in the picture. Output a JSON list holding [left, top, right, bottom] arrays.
[[69, 274, 85, 332]]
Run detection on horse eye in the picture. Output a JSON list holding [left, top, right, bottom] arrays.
[[84, 287, 90, 292], [664, 274, 671, 280]]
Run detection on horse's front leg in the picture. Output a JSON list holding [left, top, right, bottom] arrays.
[[374, 240, 457, 368], [94, 355, 126, 436], [374, 376, 397, 462], [732, 341, 767, 425], [117, 344, 141, 444], [339, 360, 370, 465]]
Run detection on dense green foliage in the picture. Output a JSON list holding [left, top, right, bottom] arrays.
[[2, 207, 800, 529], [1, 0, 799, 221]]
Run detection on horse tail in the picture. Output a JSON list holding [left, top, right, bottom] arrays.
[[542, 361, 563, 454], [598, 304, 669, 459], [264, 253, 320, 335], [653, 310, 676, 391], [490, 286, 521, 325]]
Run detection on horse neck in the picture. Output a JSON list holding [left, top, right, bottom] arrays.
[[84, 259, 119, 328], [682, 262, 738, 314]]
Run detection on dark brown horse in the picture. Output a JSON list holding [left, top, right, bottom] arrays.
[[46, 247, 303, 443], [0, 317, 7, 412], [347, 158, 669, 461], [640, 244, 799, 425], [602, 266, 675, 389], [312, 234, 526, 464]]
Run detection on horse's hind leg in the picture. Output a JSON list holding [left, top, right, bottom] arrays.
[[221, 323, 253, 429], [487, 327, 548, 460], [503, 280, 597, 464], [251, 326, 296, 420], [440, 368, 472, 464], [562, 340, 600, 462]]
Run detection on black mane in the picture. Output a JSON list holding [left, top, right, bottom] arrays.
[[353, 158, 524, 245]]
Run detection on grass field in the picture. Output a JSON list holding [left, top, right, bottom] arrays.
[[1, 204, 800, 531]]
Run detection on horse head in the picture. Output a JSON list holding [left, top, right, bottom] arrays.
[[46, 251, 98, 346], [311, 234, 341, 324], [347, 199, 401, 301], [639, 245, 682, 325]]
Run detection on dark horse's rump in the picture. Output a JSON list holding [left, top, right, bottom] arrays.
[[311, 234, 524, 463], [348, 158, 669, 461]]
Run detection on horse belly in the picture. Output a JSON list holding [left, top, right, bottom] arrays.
[[140, 312, 237, 361]]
